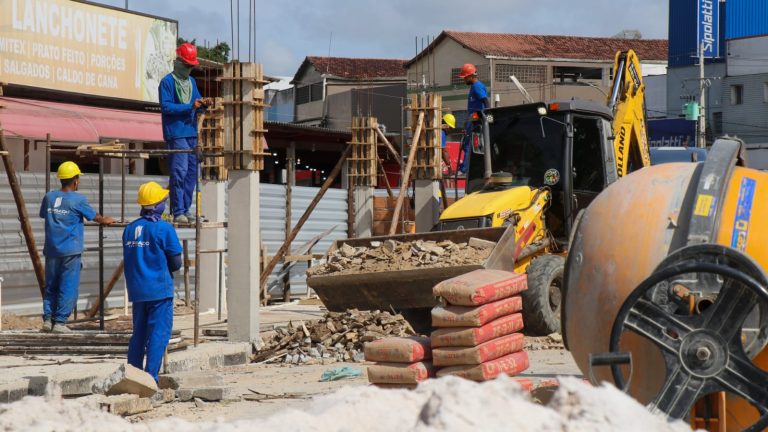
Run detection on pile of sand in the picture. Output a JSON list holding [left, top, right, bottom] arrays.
[[0, 377, 693, 432]]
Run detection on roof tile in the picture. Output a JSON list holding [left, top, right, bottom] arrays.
[[306, 56, 407, 79], [411, 31, 668, 64]]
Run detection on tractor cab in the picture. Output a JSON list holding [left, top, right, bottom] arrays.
[[440, 101, 616, 243]]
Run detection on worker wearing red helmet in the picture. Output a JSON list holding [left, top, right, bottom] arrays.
[[158, 42, 209, 224], [457, 63, 490, 173]]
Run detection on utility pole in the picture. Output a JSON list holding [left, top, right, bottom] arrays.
[[698, 42, 707, 149]]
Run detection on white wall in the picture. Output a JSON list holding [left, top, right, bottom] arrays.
[[728, 36, 768, 77]]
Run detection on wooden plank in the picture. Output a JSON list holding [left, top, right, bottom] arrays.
[[260, 146, 352, 289], [389, 111, 424, 235], [85, 260, 124, 318]]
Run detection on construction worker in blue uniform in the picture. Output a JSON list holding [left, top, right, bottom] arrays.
[[123, 182, 183, 381], [159, 42, 210, 224], [39, 161, 114, 333], [456, 63, 491, 173]]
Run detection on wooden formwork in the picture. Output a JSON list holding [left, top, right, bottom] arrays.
[[220, 62, 270, 171], [347, 116, 378, 187], [198, 97, 226, 180], [408, 93, 442, 180]]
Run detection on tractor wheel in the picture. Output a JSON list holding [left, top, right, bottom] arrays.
[[522, 255, 564, 335]]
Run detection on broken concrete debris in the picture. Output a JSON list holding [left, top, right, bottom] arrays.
[[253, 309, 417, 365], [98, 364, 158, 398], [306, 239, 492, 277]]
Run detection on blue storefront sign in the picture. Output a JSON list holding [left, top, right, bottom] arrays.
[[698, 0, 720, 57], [648, 119, 697, 147]]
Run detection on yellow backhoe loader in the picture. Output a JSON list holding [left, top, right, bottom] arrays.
[[308, 50, 652, 335]]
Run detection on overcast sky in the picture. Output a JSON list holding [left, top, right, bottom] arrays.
[[96, 0, 669, 77]]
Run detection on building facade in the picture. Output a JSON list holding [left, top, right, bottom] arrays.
[[405, 31, 668, 125], [291, 57, 407, 133]]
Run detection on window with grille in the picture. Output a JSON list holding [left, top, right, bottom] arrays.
[[553, 66, 603, 84], [450, 65, 490, 85], [730, 85, 744, 105], [495, 64, 546, 84], [296, 83, 324, 105], [295, 85, 310, 105]]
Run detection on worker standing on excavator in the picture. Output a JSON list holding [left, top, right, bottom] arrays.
[[457, 63, 491, 173], [123, 182, 182, 382], [159, 42, 209, 224], [39, 162, 114, 333]]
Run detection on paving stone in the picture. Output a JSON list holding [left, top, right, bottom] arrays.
[[159, 371, 224, 390], [99, 364, 158, 398], [177, 386, 239, 402], [99, 394, 153, 416]]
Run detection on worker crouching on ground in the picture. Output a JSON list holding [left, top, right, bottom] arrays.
[[457, 63, 490, 173], [123, 182, 183, 382], [39, 162, 114, 333], [159, 42, 210, 224]]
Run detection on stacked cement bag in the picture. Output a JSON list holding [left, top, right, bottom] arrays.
[[364, 336, 434, 388], [430, 269, 530, 381]]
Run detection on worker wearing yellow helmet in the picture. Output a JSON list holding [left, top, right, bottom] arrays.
[[442, 113, 456, 176], [122, 181, 182, 382], [39, 162, 114, 333]]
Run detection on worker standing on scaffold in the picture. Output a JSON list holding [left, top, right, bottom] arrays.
[[123, 182, 182, 382], [456, 63, 490, 174], [159, 42, 209, 224], [39, 162, 114, 333]]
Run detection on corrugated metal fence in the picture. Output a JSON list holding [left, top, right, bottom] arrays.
[[261, 184, 349, 297], [0, 172, 196, 315], [0, 172, 348, 314]]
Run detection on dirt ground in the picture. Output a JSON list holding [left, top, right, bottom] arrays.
[[129, 344, 579, 424]]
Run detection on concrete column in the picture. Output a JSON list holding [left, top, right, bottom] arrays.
[[199, 180, 227, 313], [414, 179, 440, 232], [354, 186, 374, 237], [226, 170, 260, 342]]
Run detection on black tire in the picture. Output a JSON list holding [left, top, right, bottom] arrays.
[[522, 255, 564, 335]]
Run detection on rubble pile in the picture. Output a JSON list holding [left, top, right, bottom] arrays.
[[253, 310, 417, 365], [307, 239, 493, 277]]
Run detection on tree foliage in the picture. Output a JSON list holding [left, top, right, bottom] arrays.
[[177, 38, 231, 64]]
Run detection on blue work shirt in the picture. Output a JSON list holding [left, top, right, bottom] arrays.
[[467, 81, 488, 115], [39, 191, 97, 257], [123, 218, 182, 303], [441, 130, 447, 148], [159, 74, 203, 141]]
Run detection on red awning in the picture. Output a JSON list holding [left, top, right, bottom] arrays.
[[0, 97, 163, 143]]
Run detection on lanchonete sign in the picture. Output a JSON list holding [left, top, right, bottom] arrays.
[[0, 0, 177, 103]]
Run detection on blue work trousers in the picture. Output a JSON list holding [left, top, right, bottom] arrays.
[[43, 254, 82, 324], [166, 137, 198, 217], [128, 298, 174, 382]]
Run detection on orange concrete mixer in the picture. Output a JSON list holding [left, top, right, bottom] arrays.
[[563, 139, 768, 431]]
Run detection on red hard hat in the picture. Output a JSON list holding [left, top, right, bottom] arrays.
[[458, 63, 477, 78], [176, 42, 199, 66]]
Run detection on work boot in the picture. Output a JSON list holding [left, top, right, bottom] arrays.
[[51, 323, 72, 334], [184, 212, 197, 223], [173, 214, 189, 224], [40, 320, 53, 333]]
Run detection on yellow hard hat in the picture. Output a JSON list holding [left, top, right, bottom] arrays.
[[443, 113, 456, 129], [57, 161, 81, 180], [137, 181, 169, 207]]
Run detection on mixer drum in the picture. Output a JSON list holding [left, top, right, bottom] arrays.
[[563, 140, 768, 429]]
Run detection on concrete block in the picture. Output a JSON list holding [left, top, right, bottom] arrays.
[[177, 386, 239, 402], [150, 388, 176, 406], [96, 364, 158, 398], [99, 394, 153, 416], [164, 342, 251, 374], [158, 371, 224, 390]]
